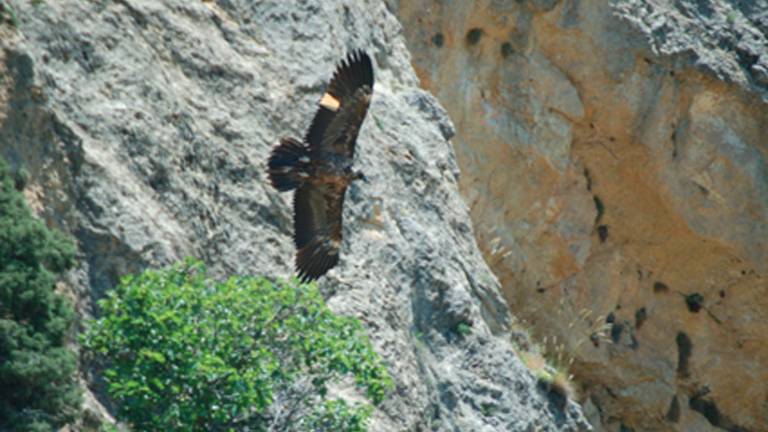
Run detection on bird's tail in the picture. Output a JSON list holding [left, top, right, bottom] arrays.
[[267, 137, 311, 191]]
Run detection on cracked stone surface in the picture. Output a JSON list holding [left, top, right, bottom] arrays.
[[393, 0, 768, 430], [0, 0, 589, 430]]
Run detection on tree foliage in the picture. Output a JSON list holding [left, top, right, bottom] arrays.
[[0, 158, 80, 431], [83, 259, 392, 431]]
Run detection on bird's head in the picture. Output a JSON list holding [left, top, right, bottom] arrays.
[[353, 169, 368, 182]]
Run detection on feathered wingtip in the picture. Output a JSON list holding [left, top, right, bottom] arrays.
[[295, 239, 340, 283], [267, 137, 310, 192], [327, 49, 374, 98]]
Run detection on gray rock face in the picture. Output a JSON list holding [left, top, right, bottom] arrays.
[[0, 0, 589, 430], [615, 0, 768, 99]]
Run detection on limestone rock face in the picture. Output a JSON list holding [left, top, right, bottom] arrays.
[[0, 0, 589, 431], [394, 0, 768, 431]]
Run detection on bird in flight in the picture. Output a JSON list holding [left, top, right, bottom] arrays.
[[267, 50, 374, 282]]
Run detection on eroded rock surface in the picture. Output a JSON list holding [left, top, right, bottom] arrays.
[[0, 0, 588, 430], [394, 0, 767, 431]]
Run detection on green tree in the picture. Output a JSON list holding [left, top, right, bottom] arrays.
[[0, 158, 80, 431], [83, 259, 392, 431]]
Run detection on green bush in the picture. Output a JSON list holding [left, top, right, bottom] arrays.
[[0, 158, 80, 431], [83, 259, 393, 431]]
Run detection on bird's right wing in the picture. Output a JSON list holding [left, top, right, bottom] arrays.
[[293, 183, 345, 282]]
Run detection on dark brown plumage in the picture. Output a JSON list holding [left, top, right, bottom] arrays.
[[267, 50, 374, 282]]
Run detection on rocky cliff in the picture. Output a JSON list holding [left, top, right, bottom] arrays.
[[0, 0, 589, 431], [394, 0, 768, 431]]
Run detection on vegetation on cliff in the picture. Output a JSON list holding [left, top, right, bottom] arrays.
[[84, 259, 393, 431], [0, 158, 80, 432]]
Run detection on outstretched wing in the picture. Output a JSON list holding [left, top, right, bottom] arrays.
[[305, 50, 374, 159], [293, 184, 345, 282]]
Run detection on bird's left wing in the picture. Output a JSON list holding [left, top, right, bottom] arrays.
[[305, 50, 374, 159]]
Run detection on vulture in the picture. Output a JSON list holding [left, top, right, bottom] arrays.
[[267, 50, 374, 282]]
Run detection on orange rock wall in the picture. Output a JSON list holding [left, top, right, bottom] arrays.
[[395, 0, 768, 430]]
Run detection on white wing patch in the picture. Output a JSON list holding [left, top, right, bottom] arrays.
[[319, 92, 341, 111]]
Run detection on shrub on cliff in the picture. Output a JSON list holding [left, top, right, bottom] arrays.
[[83, 259, 392, 431], [0, 158, 80, 431]]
